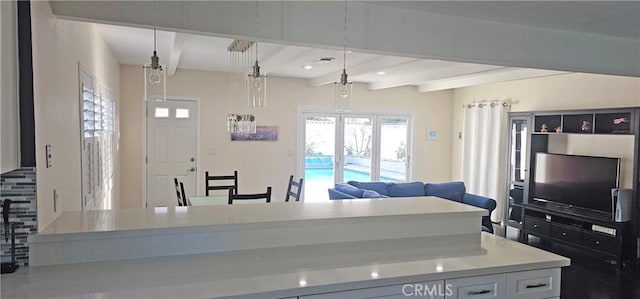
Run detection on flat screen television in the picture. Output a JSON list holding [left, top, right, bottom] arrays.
[[533, 153, 620, 213]]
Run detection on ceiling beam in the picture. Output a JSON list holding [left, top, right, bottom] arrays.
[[368, 64, 502, 90], [310, 56, 418, 86], [260, 46, 309, 74], [50, 1, 640, 77], [167, 33, 186, 76], [417, 68, 569, 93]]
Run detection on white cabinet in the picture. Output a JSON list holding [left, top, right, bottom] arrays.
[[299, 268, 560, 299], [446, 274, 506, 299], [506, 268, 560, 299], [300, 280, 446, 299]]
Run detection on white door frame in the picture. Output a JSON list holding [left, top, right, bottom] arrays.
[[297, 108, 415, 187], [141, 96, 201, 208]]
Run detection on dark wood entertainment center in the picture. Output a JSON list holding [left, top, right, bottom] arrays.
[[504, 108, 639, 270]]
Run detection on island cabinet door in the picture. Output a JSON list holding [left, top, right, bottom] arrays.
[[446, 274, 507, 299], [299, 280, 446, 299]]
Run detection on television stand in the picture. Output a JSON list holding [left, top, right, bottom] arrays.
[[523, 203, 633, 270], [528, 200, 613, 222]]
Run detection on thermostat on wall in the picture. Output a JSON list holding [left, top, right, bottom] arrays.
[[427, 129, 438, 140]]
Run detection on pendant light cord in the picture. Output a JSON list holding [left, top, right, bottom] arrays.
[[255, 1, 259, 60], [343, 0, 347, 71], [153, 0, 157, 52]]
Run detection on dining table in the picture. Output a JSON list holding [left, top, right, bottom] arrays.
[[188, 195, 265, 206]]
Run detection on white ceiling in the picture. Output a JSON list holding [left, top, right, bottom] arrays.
[[97, 22, 566, 92], [94, 1, 640, 92]]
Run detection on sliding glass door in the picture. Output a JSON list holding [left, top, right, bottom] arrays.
[[301, 112, 411, 201], [342, 116, 373, 182], [379, 117, 410, 182], [304, 115, 338, 202]]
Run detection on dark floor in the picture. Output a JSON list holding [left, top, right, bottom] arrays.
[[499, 226, 640, 299]]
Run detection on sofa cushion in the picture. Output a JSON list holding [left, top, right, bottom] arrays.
[[387, 182, 426, 197], [425, 182, 466, 202], [335, 183, 364, 198], [362, 190, 384, 198], [348, 181, 389, 196]]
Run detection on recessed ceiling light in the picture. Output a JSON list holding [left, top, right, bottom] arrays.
[[302, 65, 313, 70], [376, 71, 386, 75], [347, 50, 353, 54], [313, 57, 335, 64]]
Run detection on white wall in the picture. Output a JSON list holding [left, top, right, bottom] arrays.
[[451, 73, 640, 186], [31, 2, 120, 230], [1, 0, 19, 173], [119, 66, 454, 208]]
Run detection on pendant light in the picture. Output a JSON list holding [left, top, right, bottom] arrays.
[[227, 40, 257, 133], [143, 0, 166, 101], [248, 0, 267, 108], [146, 1, 163, 85], [335, 0, 352, 111]]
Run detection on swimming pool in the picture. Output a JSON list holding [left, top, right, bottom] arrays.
[[305, 168, 400, 183]]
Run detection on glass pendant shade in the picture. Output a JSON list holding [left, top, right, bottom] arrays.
[[335, 69, 352, 111], [335, 81, 352, 111], [248, 73, 267, 107], [144, 63, 166, 101]]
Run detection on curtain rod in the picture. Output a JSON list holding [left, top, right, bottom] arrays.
[[463, 99, 518, 108]]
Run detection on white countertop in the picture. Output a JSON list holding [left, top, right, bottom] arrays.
[[3, 234, 569, 299], [37, 197, 487, 236]]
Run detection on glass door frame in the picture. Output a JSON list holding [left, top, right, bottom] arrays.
[[503, 113, 532, 235], [298, 109, 414, 200]]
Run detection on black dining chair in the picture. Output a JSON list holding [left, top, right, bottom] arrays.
[[228, 187, 271, 204], [285, 175, 304, 202], [174, 178, 184, 206], [205, 171, 238, 196], [180, 182, 191, 206]]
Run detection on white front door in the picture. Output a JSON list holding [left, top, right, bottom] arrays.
[[146, 99, 198, 207]]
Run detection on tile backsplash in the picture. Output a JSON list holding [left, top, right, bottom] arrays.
[[1, 167, 37, 266]]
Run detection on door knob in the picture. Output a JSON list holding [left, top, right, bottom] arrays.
[[190, 157, 195, 162], [189, 167, 196, 172]]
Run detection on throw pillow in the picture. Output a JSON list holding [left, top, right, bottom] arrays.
[[362, 190, 383, 198], [335, 183, 364, 198], [348, 181, 390, 196]]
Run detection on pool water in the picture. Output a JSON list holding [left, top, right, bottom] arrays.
[[305, 168, 399, 183]]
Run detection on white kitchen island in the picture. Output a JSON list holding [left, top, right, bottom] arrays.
[[3, 197, 570, 298]]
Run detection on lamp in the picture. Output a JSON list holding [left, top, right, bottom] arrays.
[[248, 1, 267, 108], [226, 1, 267, 134], [335, 0, 352, 111], [226, 40, 257, 133], [143, 0, 166, 101]]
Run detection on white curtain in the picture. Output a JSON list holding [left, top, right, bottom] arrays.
[[462, 102, 509, 222]]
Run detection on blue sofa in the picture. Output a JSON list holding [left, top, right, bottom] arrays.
[[328, 181, 496, 233]]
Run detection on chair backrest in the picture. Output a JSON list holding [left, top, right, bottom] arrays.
[[205, 171, 238, 196], [179, 182, 191, 206], [285, 175, 304, 202], [174, 178, 183, 206], [228, 187, 271, 204]]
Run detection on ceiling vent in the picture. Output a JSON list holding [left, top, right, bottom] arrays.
[[313, 57, 336, 64]]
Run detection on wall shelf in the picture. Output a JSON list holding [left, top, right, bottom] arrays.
[[533, 111, 634, 135]]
